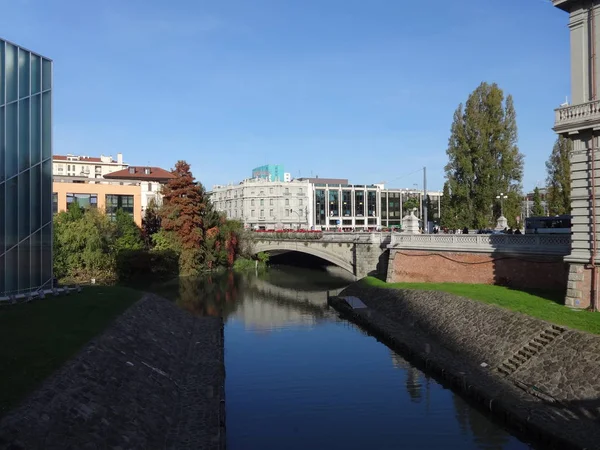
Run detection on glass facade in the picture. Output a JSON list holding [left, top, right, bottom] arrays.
[[0, 39, 53, 297], [106, 194, 134, 220]]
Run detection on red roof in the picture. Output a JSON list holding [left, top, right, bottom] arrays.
[[53, 155, 104, 163], [104, 166, 176, 182]]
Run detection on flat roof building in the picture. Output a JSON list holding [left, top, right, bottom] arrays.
[[0, 38, 53, 298]]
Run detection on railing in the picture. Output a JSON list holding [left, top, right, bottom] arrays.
[[555, 100, 600, 128], [248, 230, 392, 244], [390, 233, 571, 256]]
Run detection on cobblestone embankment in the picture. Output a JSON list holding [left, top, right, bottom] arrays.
[[0, 293, 225, 450], [330, 283, 600, 450]]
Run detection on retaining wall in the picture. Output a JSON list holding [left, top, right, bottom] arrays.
[[331, 283, 600, 449], [388, 249, 569, 291], [0, 294, 226, 450]]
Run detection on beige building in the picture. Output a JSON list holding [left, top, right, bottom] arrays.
[[210, 178, 313, 230], [53, 153, 128, 179], [53, 166, 174, 227]]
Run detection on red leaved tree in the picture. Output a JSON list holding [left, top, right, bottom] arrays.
[[160, 160, 209, 276]]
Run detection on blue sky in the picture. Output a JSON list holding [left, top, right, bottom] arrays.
[[1, 0, 569, 192]]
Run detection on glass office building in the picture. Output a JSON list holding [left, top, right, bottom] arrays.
[[0, 38, 53, 297]]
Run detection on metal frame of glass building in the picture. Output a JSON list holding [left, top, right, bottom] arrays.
[[0, 38, 53, 299]]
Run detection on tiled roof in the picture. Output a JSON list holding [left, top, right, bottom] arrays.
[[104, 166, 176, 181], [53, 155, 104, 163]]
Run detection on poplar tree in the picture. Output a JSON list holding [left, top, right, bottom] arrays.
[[545, 136, 572, 216], [444, 82, 524, 229], [532, 187, 545, 216]]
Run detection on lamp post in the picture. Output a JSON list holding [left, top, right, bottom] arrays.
[[291, 207, 308, 230], [496, 193, 508, 217]]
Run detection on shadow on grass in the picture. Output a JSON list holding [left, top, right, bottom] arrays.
[[505, 286, 565, 306]]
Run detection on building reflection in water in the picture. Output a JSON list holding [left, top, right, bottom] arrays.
[[390, 351, 515, 450], [156, 270, 337, 333]]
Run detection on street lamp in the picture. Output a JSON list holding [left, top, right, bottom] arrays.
[[496, 193, 508, 217], [291, 207, 308, 230]]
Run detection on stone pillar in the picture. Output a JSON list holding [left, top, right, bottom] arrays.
[[402, 208, 420, 234], [553, 0, 600, 308]]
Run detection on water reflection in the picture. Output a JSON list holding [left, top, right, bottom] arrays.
[[153, 268, 533, 450]]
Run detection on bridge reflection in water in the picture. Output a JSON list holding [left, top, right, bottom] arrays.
[[152, 268, 533, 449]]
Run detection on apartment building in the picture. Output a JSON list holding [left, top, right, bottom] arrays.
[[53, 165, 174, 226], [53, 153, 127, 179], [210, 178, 313, 230]]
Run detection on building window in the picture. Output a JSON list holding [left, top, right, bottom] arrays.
[[66, 193, 98, 209], [285, 198, 289, 206], [260, 199, 264, 206], [329, 190, 339, 217], [285, 188, 289, 194], [251, 209, 256, 217], [270, 188, 274, 194], [342, 190, 352, 216], [299, 188, 303, 194], [315, 189, 326, 225], [105, 194, 134, 220], [251, 199, 255, 206], [270, 209, 274, 217], [367, 190, 377, 217], [285, 209, 290, 217], [52, 193, 58, 214], [129, 167, 135, 174], [299, 199, 303, 206], [355, 191, 364, 217], [148, 183, 153, 192], [144, 167, 151, 175], [270, 199, 274, 206], [260, 190, 264, 195], [260, 209, 264, 217]]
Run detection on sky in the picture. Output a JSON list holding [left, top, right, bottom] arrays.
[[0, 0, 570, 192]]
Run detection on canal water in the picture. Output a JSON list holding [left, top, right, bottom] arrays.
[[157, 267, 534, 450]]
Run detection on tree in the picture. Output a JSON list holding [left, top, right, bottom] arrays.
[[403, 196, 420, 216], [546, 136, 572, 216], [159, 161, 210, 276], [440, 182, 459, 229], [114, 209, 144, 253], [142, 198, 161, 248], [532, 187, 545, 216], [54, 207, 116, 283], [444, 82, 524, 228]]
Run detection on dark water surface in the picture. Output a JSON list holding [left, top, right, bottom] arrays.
[[156, 267, 533, 450]]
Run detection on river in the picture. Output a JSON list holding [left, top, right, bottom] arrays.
[[154, 266, 535, 450]]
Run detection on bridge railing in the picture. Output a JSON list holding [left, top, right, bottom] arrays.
[[389, 233, 571, 256], [248, 230, 393, 245]]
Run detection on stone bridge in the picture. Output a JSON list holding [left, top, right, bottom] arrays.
[[249, 231, 572, 284], [249, 232, 391, 279]]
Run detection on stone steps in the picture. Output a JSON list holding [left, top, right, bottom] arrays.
[[497, 325, 565, 377]]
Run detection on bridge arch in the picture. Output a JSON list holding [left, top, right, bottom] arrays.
[[253, 241, 355, 275]]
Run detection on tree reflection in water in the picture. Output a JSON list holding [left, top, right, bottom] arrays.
[[176, 271, 243, 319], [390, 351, 514, 449]]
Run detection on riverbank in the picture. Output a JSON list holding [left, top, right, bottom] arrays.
[[0, 293, 225, 450], [329, 282, 600, 450]]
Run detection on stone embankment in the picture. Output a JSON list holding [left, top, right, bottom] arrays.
[[0, 294, 225, 450], [329, 283, 600, 450]]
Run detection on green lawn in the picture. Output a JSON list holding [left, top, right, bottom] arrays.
[[362, 276, 600, 335], [0, 286, 142, 417]]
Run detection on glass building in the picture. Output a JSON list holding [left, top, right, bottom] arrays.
[[252, 164, 285, 182], [0, 38, 53, 298]]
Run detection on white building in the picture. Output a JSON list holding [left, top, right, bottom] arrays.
[[210, 178, 313, 230], [52, 153, 128, 179]]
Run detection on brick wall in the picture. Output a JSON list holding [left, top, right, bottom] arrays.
[[388, 249, 569, 291]]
